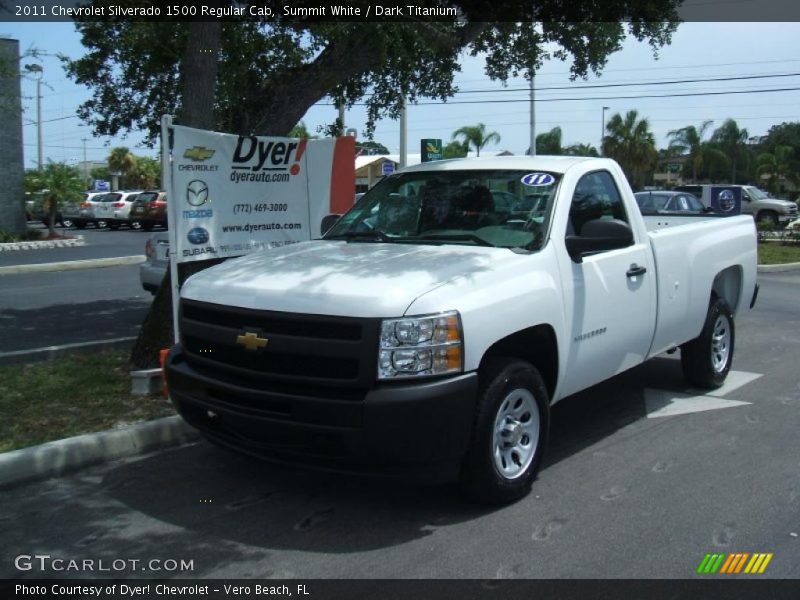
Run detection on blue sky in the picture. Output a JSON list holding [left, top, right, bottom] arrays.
[[3, 21, 800, 168]]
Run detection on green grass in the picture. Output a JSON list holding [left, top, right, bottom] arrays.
[[0, 351, 175, 453], [758, 242, 800, 265]]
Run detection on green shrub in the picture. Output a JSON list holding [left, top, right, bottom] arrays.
[[0, 229, 44, 243]]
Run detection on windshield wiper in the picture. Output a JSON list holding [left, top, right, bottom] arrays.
[[327, 230, 393, 243], [414, 233, 494, 247]]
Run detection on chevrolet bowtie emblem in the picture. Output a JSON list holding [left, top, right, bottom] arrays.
[[236, 331, 269, 352], [183, 146, 215, 161]]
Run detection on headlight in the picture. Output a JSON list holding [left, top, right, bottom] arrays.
[[378, 311, 463, 379]]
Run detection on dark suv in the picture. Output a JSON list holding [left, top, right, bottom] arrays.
[[129, 191, 168, 231]]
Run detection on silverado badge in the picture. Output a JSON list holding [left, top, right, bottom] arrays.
[[236, 331, 269, 352]]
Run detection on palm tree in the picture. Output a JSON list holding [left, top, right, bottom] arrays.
[[107, 147, 138, 190], [602, 110, 657, 190], [535, 126, 563, 155], [563, 143, 599, 157], [667, 120, 714, 182], [711, 119, 749, 183], [756, 145, 796, 194], [38, 161, 85, 237], [451, 123, 501, 157]]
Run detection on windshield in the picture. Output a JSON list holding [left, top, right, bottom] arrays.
[[747, 187, 768, 200], [325, 169, 560, 251]]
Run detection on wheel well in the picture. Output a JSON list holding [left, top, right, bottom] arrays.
[[479, 325, 558, 399], [712, 266, 742, 313]]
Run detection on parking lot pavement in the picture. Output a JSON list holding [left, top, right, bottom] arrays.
[[1, 273, 798, 580], [0, 265, 151, 352], [0, 224, 153, 267]]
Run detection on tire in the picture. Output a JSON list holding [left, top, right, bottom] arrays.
[[131, 221, 143, 230], [757, 210, 779, 227], [62, 219, 73, 228], [681, 296, 735, 389], [460, 358, 550, 505]]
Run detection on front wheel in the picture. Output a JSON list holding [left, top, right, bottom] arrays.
[[757, 210, 779, 227], [460, 358, 549, 505], [681, 296, 735, 389]]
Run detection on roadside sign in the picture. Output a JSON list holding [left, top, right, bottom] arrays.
[[93, 180, 110, 191], [382, 161, 395, 175], [421, 139, 443, 162]]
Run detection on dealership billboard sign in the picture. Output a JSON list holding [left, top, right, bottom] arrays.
[[166, 123, 354, 264]]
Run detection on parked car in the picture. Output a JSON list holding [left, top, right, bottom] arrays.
[[140, 231, 169, 294], [634, 191, 707, 214], [105, 191, 145, 229], [674, 184, 798, 225], [66, 192, 113, 229], [165, 156, 758, 505], [129, 191, 168, 231]]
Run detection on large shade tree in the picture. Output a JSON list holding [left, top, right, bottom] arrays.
[[63, 4, 681, 367]]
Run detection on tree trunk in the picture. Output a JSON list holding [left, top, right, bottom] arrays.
[[129, 21, 221, 369]]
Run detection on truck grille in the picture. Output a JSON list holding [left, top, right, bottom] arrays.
[[179, 299, 380, 389]]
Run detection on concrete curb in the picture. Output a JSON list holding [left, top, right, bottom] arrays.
[[0, 235, 85, 252], [0, 337, 137, 366], [0, 255, 145, 276], [758, 261, 800, 273], [0, 415, 200, 489]]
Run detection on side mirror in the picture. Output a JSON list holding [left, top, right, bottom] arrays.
[[320, 214, 341, 236], [565, 218, 634, 263]]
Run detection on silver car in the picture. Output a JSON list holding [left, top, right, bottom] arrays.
[[140, 231, 169, 294]]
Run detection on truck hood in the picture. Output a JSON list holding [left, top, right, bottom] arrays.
[[758, 198, 796, 211], [181, 240, 518, 317]]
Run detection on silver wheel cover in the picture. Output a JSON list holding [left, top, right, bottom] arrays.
[[492, 387, 540, 480]]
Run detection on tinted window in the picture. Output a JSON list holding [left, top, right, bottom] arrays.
[[568, 170, 629, 236]]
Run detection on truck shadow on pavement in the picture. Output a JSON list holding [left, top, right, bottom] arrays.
[[95, 357, 686, 557], [0, 299, 150, 353]]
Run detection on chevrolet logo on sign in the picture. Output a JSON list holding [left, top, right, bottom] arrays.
[[236, 331, 269, 352], [183, 146, 216, 161]]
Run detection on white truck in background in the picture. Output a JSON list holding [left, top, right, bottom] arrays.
[[165, 156, 758, 504]]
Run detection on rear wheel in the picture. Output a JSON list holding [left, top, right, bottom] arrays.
[[757, 210, 779, 227], [681, 296, 735, 389], [460, 358, 549, 505], [62, 219, 73, 228], [131, 221, 143, 230]]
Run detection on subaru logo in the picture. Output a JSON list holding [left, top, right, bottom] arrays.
[[187, 227, 210, 245], [718, 189, 735, 212], [186, 180, 210, 206]]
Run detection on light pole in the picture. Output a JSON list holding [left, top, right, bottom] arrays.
[[600, 106, 609, 157], [24, 63, 43, 168]]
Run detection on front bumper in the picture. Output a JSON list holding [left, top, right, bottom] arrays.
[[166, 345, 479, 482]]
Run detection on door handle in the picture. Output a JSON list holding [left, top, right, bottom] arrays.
[[626, 264, 647, 278]]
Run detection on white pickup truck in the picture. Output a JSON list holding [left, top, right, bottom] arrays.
[[165, 156, 758, 504]]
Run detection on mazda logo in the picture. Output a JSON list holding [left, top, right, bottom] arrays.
[[186, 180, 210, 206]]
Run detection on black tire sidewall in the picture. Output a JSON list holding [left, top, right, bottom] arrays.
[[683, 297, 735, 388], [461, 359, 550, 504]]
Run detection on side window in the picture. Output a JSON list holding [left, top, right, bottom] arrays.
[[568, 170, 629, 236]]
